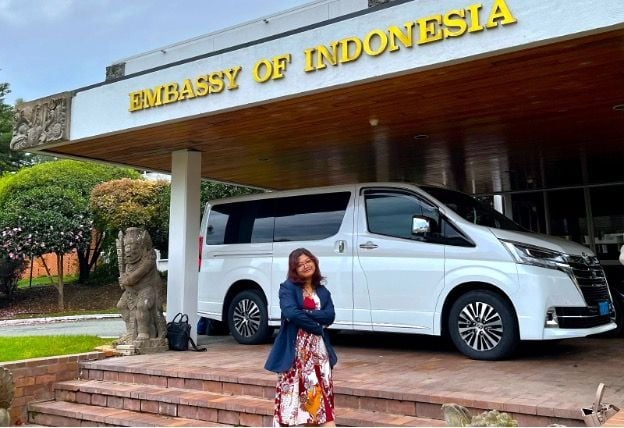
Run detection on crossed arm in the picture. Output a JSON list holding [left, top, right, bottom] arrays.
[[279, 283, 335, 335]]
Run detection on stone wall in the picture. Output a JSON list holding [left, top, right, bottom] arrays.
[[1, 352, 107, 425]]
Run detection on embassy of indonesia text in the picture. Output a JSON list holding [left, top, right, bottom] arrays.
[[127, 0, 516, 112]]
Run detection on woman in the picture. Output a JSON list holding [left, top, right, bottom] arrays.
[[265, 248, 337, 427]]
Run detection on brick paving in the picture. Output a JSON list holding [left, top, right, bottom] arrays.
[[86, 333, 624, 425]]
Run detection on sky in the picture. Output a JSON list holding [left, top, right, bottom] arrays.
[[0, 0, 311, 106]]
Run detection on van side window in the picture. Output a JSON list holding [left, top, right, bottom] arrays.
[[274, 192, 351, 242], [365, 191, 426, 240], [205, 200, 274, 245], [364, 190, 473, 246], [205, 208, 229, 245]]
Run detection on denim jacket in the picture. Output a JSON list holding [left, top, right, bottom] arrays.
[[264, 279, 337, 373]]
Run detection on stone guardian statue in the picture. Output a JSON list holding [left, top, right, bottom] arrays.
[[0, 367, 13, 426], [114, 227, 168, 354]]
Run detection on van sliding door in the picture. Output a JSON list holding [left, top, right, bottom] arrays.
[[271, 191, 354, 328]]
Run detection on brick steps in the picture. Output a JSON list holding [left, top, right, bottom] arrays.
[[27, 349, 587, 427], [28, 401, 222, 427], [51, 379, 445, 427]]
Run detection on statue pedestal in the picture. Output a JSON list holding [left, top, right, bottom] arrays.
[[114, 338, 168, 356]]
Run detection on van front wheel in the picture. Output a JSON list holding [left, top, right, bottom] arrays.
[[228, 290, 270, 344], [448, 290, 518, 360]]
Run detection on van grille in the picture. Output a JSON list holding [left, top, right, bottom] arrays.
[[565, 255, 610, 305]]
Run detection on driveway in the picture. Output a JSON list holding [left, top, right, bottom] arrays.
[[0, 315, 125, 338]]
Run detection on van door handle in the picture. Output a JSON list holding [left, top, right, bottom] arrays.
[[359, 241, 378, 250], [335, 240, 346, 253]]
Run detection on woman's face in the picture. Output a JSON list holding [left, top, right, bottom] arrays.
[[296, 254, 315, 281]]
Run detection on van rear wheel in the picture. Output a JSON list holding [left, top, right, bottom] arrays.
[[448, 290, 518, 360], [228, 290, 270, 344]]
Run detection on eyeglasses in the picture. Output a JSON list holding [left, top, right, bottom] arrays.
[[297, 259, 314, 268]]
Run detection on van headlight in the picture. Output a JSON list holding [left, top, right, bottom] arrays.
[[500, 240, 571, 273]]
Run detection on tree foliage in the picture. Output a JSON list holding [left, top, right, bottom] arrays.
[[90, 179, 260, 259], [90, 178, 169, 254], [200, 181, 260, 208], [0, 160, 139, 301]]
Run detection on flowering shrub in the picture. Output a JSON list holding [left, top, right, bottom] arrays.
[[0, 222, 92, 259]]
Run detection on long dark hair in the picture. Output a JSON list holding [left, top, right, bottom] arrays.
[[287, 248, 324, 287]]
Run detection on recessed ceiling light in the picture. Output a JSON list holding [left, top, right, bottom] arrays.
[[613, 104, 624, 112], [369, 118, 379, 127], [413, 134, 429, 140]]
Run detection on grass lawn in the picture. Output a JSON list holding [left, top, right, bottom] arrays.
[[0, 335, 112, 362], [17, 274, 78, 288]]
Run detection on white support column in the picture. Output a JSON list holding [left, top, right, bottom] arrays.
[[167, 150, 201, 341]]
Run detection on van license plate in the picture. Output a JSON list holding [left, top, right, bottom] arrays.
[[598, 301, 609, 316]]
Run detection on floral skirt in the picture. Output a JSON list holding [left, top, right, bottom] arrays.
[[273, 329, 335, 426]]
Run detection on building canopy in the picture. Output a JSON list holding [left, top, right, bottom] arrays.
[[11, 0, 624, 194]]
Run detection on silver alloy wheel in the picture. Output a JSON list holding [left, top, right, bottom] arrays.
[[457, 300, 504, 351], [232, 298, 261, 338]]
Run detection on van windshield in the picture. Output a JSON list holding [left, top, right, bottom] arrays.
[[420, 186, 524, 231]]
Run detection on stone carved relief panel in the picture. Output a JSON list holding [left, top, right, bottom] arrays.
[[106, 63, 125, 81], [10, 93, 71, 151]]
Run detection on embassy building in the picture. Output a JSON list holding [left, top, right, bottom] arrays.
[[11, 0, 624, 320]]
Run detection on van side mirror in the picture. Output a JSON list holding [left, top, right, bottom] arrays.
[[412, 216, 431, 235]]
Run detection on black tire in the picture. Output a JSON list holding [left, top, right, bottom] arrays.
[[206, 319, 229, 336], [448, 290, 519, 360], [227, 290, 270, 344]]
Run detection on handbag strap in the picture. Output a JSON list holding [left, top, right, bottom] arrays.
[[188, 336, 207, 352]]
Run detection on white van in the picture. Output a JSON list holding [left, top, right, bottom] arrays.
[[198, 183, 616, 360]]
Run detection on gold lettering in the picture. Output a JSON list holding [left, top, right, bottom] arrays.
[[443, 9, 467, 38], [417, 15, 443, 44], [363, 29, 389, 56], [486, 0, 517, 28], [209, 72, 225, 93], [178, 79, 195, 101], [223, 66, 242, 89], [338, 37, 363, 63], [271, 54, 291, 80], [253, 59, 272, 83], [129, 91, 143, 112], [304, 48, 315, 72], [315, 44, 338, 70], [195, 75, 209, 97], [466, 4, 484, 33], [143, 86, 163, 108], [162, 83, 179, 104], [388, 24, 414, 52]]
